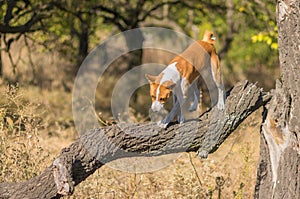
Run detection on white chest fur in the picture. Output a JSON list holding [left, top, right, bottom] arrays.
[[159, 62, 181, 85]]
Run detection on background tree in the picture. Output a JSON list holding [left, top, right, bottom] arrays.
[[0, 0, 298, 198], [0, 0, 52, 76], [1, 0, 278, 87]]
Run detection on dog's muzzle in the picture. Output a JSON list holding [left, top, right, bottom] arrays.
[[151, 101, 164, 112]]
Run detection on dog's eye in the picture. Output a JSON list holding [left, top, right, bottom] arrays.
[[151, 95, 156, 99], [159, 98, 165, 101]]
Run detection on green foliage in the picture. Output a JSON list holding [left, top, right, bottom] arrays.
[[251, 28, 278, 50], [226, 32, 278, 71], [1, 0, 279, 77], [1, 0, 279, 116]]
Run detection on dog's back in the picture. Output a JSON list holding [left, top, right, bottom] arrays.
[[169, 39, 217, 84]]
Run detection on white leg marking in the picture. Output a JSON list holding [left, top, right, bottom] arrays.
[[189, 82, 200, 112], [217, 87, 225, 110], [181, 78, 189, 99], [211, 67, 225, 110]]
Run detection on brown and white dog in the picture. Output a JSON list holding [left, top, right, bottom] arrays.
[[146, 31, 225, 127]]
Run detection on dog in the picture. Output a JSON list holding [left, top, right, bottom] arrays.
[[146, 31, 225, 127]]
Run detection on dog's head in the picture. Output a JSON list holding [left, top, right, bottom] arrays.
[[203, 31, 216, 44], [145, 74, 175, 112]]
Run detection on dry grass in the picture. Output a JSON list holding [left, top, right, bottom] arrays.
[[0, 82, 262, 198]]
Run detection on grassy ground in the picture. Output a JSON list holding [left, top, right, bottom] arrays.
[[0, 81, 262, 199]]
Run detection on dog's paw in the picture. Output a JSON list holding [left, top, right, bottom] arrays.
[[197, 150, 208, 159], [188, 104, 197, 112], [157, 121, 168, 129], [179, 120, 184, 125], [177, 115, 185, 124]]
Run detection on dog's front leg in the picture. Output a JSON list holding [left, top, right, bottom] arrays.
[[174, 89, 186, 123], [158, 100, 180, 128], [172, 92, 177, 107], [172, 93, 182, 122]]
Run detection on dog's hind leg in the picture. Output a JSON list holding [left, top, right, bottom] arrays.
[[189, 82, 200, 112], [211, 53, 225, 110], [181, 77, 190, 99], [177, 106, 184, 123]]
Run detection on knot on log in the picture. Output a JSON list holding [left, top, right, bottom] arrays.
[[53, 157, 73, 196]]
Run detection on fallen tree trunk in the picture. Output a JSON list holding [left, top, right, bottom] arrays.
[[0, 81, 271, 199]]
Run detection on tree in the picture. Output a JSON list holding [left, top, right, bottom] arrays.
[[0, 0, 298, 198], [0, 0, 183, 75], [254, 0, 300, 198], [0, 0, 52, 34], [0, 0, 277, 79], [0, 0, 52, 76]]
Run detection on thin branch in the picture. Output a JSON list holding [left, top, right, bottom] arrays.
[[138, 0, 181, 23], [92, 4, 130, 28], [24, 34, 36, 79], [6, 47, 17, 74], [0, 13, 45, 33], [1, 1, 52, 34], [4, 0, 16, 25], [180, 0, 226, 15], [25, 34, 53, 53], [130, 174, 142, 199], [51, 2, 84, 22], [188, 152, 203, 186]]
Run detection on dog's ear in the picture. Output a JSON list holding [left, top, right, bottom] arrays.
[[203, 30, 216, 44], [163, 80, 176, 89], [145, 74, 157, 83]]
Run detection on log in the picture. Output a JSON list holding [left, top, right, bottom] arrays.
[[0, 80, 271, 199]]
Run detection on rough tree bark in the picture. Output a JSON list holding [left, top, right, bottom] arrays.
[[0, 81, 271, 198], [254, 0, 300, 198]]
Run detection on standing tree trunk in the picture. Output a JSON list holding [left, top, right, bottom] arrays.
[[254, 0, 300, 198], [75, 17, 90, 75], [123, 28, 144, 103], [123, 27, 144, 71]]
